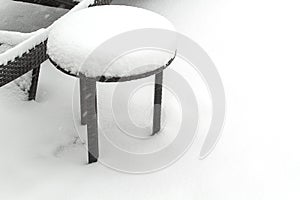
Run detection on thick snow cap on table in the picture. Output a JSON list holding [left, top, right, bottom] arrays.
[[47, 5, 177, 78]]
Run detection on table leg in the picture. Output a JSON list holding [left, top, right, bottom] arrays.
[[85, 78, 99, 164], [79, 74, 87, 125], [152, 71, 163, 135]]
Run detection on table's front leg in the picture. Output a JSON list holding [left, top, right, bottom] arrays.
[[85, 77, 99, 164], [152, 71, 163, 135], [79, 74, 87, 125]]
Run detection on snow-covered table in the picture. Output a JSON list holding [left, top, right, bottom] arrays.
[[47, 5, 177, 163]]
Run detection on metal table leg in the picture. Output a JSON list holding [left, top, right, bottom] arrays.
[[79, 74, 87, 125], [84, 77, 99, 163], [152, 71, 163, 135]]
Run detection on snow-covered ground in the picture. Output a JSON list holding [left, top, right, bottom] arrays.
[[1, 0, 300, 199]]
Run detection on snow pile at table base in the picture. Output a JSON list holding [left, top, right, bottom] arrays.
[[47, 5, 176, 77]]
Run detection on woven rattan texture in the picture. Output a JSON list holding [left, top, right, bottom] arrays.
[[0, 41, 47, 87]]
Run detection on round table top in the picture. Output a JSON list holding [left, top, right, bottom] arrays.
[[47, 5, 177, 81]]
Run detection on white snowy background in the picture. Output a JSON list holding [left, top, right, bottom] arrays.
[[1, 0, 300, 199]]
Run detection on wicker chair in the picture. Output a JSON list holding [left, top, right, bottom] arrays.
[[0, 0, 112, 100]]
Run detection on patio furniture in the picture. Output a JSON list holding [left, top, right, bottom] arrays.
[[0, 0, 112, 100], [47, 5, 177, 163]]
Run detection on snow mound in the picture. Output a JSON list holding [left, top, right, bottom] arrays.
[[47, 5, 176, 78], [0, 43, 13, 54], [0, 30, 39, 54], [0, 30, 42, 46]]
